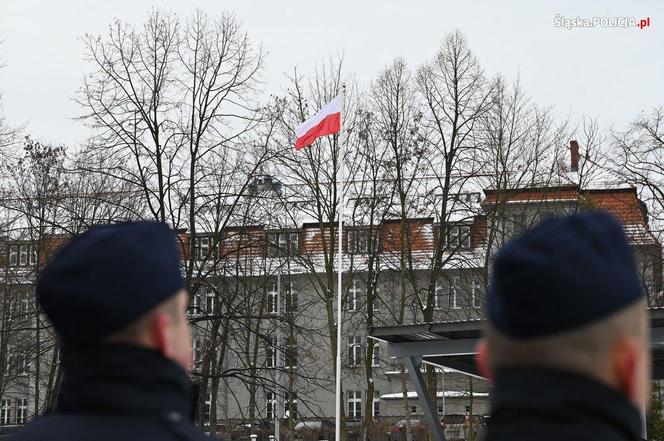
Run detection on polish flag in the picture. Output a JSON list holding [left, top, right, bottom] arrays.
[[295, 95, 341, 150]]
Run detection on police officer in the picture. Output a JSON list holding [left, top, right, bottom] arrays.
[[12, 221, 211, 441], [476, 212, 650, 441]]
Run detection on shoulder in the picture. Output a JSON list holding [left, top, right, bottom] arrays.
[[9, 413, 215, 441]]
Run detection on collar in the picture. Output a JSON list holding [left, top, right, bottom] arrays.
[[491, 368, 642, 439], [56, 343, 194, 421]]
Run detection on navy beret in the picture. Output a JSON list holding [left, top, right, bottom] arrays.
[[37, 221, 185, 346], [488, 211, 643, 340]]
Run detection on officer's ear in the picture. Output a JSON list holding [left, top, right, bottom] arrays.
[[152, 312, 175, 359], [475, 339, 493, 383], [612, 336, 639, 402]]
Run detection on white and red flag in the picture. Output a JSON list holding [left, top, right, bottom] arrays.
[[295, 95, 341, 150]]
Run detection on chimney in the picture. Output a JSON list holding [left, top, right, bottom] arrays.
[[570, 140, 579, 172]]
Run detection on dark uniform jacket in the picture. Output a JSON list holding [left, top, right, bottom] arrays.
[[11, 344, 212, 441], [484, 368, 643, 441]]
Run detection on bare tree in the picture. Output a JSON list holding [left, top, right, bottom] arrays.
[[0, 137, 69, 417], [610, 107, 664, 229], [476, 76, 571, 284], [367, 57, 422, 441], [0, 42, 22, 159]]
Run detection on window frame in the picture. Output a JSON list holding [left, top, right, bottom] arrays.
[[203, 394, 211, 426], [266, 336, 278, 368], [372, 390, 380, 419], [284, 392, 298, 420], [348, 280, 360, 312], [348, 228, 378, 255], [348, 335, 362, 367], [267, 283, 279, 315], [450, 276, 462, 310], [445, 224, 471, 250], [267, 231, 299, 258], [348, 390, 362, 420], [371, 341, 380, 367], [187, 291, 202, 317], [434, 280, 447, 310], [283, 337, 298, 369], [0, 398, 10, 425], [371, 284, 381, 312], [266, 391, 276, 420], [15, 398, 27, 424], [284, 282, 298, 314], [192, 339, 203, 365], [471, 277, 482, 309]]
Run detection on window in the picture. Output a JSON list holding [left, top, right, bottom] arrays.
[[266, 391, 276, 420], [0, 399, 10, 425], [205, 288, 216, 315], [348, 280, 360, 311], [266, 337, 277, 368], [371, 285, 381, 312], [410, 405, 417, 415], [16, 398, 27, 424], [19, 245, 28, 266], [444, 225, 471, 249], [17, 351, 29, 375], [284, 392, 297, 420], [187, 286, 214, 316], [451, 277, 462, 309], [266, 233, 278, 257], [267, 232, 299, 257], [348, 391, 361, 420], [434, 281, 448, 310], [8, 244, 37, 267], [371, 342, 380, 367], [193, 340, 202, 365], [267, 283, 279, 314], [373, 390, 380, 418], [187, 292, 201, 317], [435, 277, 462, 310], [284, 283, 298, 314], [284, 338, 297, 369], [508, 214, 527, 238], [19, 294, 30, 317], [195, 236, 211, 260], [348, 336, 362, 367], [203, 394, 211, 426], [5, 352, 12, 373], [8, 246, 18, 267], [471, 278, 482, 309], [12, 293, 31, 320], [278, 233, 288, 255], [288, 232, 299, 256], [348, 228, 377, 255]]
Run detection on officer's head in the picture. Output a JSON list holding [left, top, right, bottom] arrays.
[[37, 221, 193, 372], [476, 212, 651, 409]]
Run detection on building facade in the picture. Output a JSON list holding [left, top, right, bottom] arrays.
[[0, 153, 661, 440]]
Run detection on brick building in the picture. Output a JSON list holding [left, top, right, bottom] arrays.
[[0, 148, 661, 438]]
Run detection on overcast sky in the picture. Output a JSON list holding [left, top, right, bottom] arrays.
[[0, 0, 662, 148]]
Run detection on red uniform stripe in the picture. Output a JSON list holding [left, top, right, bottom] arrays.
[[295, 112, 341, 150]]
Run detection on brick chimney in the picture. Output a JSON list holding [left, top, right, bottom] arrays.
[[570, 140, 579, 172]]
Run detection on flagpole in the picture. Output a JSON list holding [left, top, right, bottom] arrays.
[[335, 85, 346, 441]]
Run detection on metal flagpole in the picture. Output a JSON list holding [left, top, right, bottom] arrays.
[[335, 86, 346, 441], [275, 272, 281, 441]]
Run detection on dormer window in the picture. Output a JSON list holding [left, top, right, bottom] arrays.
[[266, 231, 299, 257], [441, 224, 471, 249], [348, 228, 378, 255], [194, 236, 215, 261], [8, 243, 37, 267]]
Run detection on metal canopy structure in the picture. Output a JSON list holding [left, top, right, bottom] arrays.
[[368, 307, 664, 441]]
